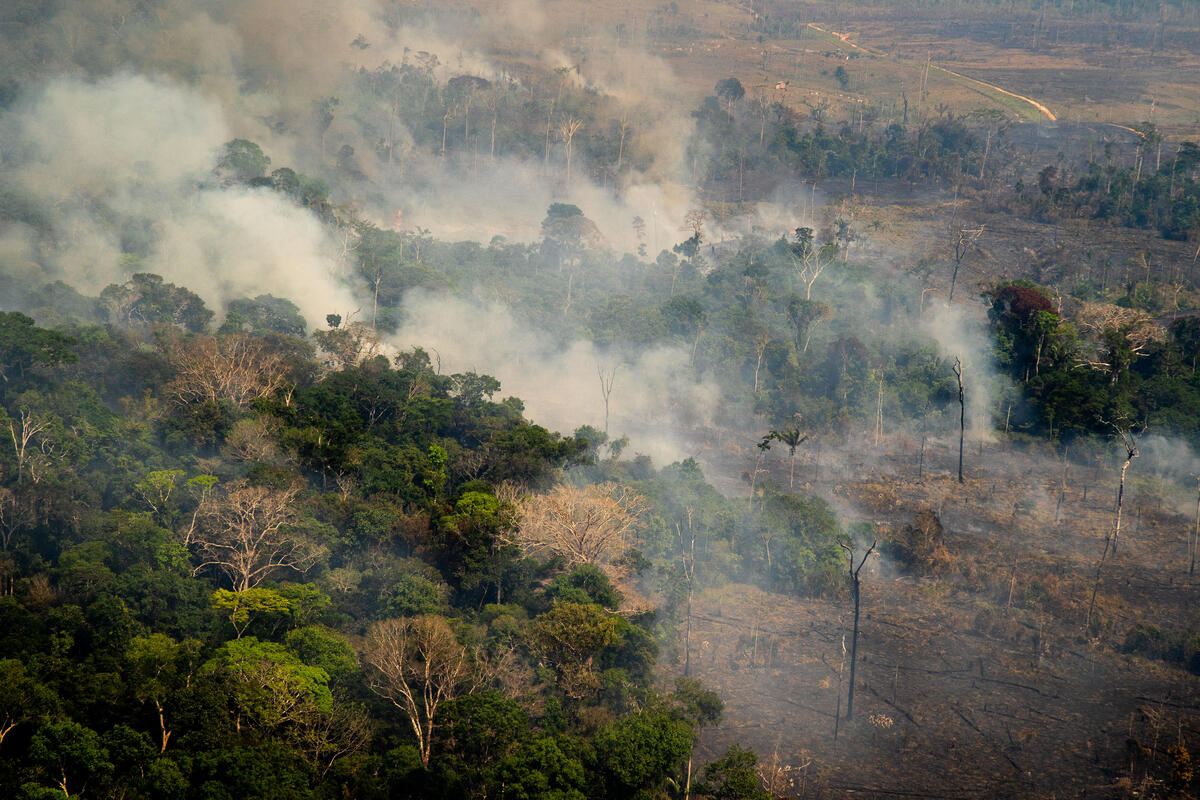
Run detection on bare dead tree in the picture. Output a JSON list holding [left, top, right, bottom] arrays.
[[834, 625, 846, 740], [597, 362, 618, 437], [515, 482, 646, 568], [191, 482, 325, 591], [953, 357, 966, 483], [292, 704, 372, 780], [362, 615, 474, 767], [949, 227, 984, 305], [751, 333, 769, 393], [677, 508, 697, 677], [180, 475, 218, 547], [1191, 477, 1200, 576], [840, 537, 876, 719], [1086, 425, 1141, 629], [874, 373, 884, 446], [312, 315, 382, 371], [8, 407, 48, 484], [791, 243, 837, 300], [615, 113, 630, 173], [559, 116, 583, 184], [166, 335, 290, 408], [1109, 426, 1140, 555]]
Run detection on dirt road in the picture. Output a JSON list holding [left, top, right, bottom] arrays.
[[807, 23, 1057, 122]]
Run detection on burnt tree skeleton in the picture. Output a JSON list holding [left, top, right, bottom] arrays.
[[1191, 477, 1200, 575], [953, 357, 966, 484], [597, 362, 617, 437], [677, 507, 697, 677], [1086, 426, 1140, 630], [840, 538, 876, 719], [949, 227, 984, 305]]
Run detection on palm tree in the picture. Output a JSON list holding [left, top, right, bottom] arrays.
[[767, 426, 808, 489]]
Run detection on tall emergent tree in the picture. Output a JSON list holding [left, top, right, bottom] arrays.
[[362, 615, 474, 767], [191, 482, 326, 591]]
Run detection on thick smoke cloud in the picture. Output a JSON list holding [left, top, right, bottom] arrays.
[[392, 290, 721, 464], [0, 74, 358, 327]]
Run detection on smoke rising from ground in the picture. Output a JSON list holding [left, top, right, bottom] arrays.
[[392, 290, 720, 465], [0, 74, 358, 327], [920, 298, 1005, 442]]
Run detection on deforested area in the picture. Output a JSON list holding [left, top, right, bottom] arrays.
[[3, 1, 1200, 798]]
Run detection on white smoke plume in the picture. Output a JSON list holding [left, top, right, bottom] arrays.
[[920, 297, 1005, 441], [0, 74, 358, 327], [392, 289, 721, 464]]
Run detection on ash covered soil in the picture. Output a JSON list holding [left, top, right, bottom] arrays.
[[677, 432, 1200, 799]]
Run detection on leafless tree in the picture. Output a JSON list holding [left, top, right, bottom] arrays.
[[559, 116, 583, 184], [166, 335, 290, 409], [751, 333, 769, 393], [1191, 477, 1200, 576], [953, 357, 966, 483], [747, 436, 772, 512], [1086, 425, 1141, 629], [615, 113, 631, 174], [791, 243, 836, 300], [292, 703, 372, 779], [223, 418, 283, 465], [1074, 303, 1166, 378], [191, 482, 325, 591], [597, 362, 618, 437], [840, 537, 877, 718], [313, 315, 381, 371], [949, 227, 984, 305], [683, 209, 705, 244], [8, 407, 48, 483], [515, 482, 646, 568], [180, 475, 218, 547], [362, 615, 474, 767], [677, 508, 697, 677]]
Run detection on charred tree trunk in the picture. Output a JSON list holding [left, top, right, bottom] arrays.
[[1086, 429, 1139, 629], [840, 539, 876, 719], [953, 357, 965, 483], [1191, 480, 1199, 575]]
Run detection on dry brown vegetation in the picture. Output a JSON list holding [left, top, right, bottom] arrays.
[[672, 429, 1200, 798]]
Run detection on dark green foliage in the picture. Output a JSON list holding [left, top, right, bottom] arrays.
[[714, 77, 745, 106], [382, 572, 444, 617], [546, 203, 583, 219], [544, 564, 622, 610], [1122, 624, 1200, 673], [593, 708, 694, 797], [983, 278, 1200, 440], [0, 312, 76, 385], [218, 295, 306, 337], [690, 91, 985, 196], [100, 273, 213, 333], [1015, 134, 1200, 243], [757, 492, 845, 596], [215, 140, 271, 185], [0, 272, 738, 800], [695, 745, 770, 800]]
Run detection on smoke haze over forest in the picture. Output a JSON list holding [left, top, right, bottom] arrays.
[[7, 0, 1200, 797]]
